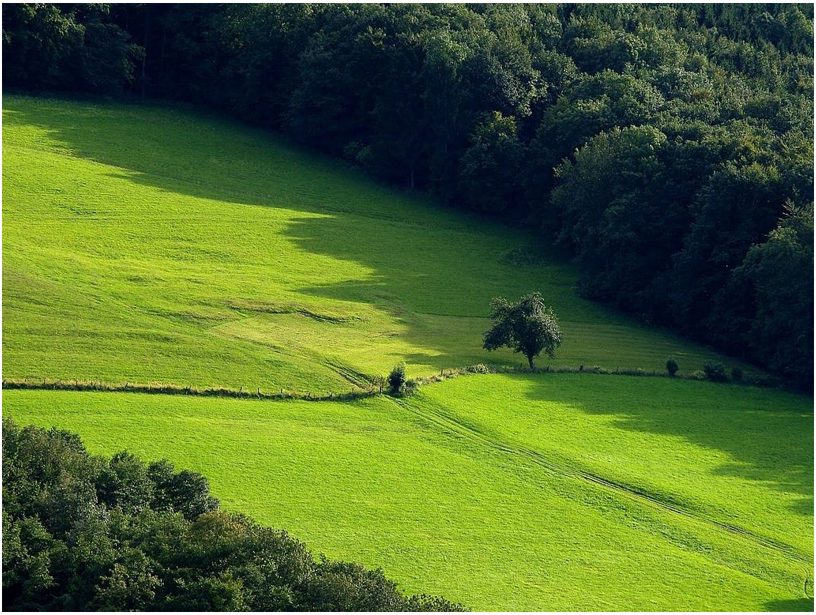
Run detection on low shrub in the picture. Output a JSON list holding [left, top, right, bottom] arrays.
[[387, 364, 407, 396], [703, 362, 728, 382], [666, 358, 679, 377]]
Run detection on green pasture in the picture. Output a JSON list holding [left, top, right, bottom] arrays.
[[3, 95, 812, 611], [5, 375, 812, 611], [4, 95, 734, 392]]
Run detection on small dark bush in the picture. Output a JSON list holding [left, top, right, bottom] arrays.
[[666, 358, 679, 377], [387, 364, 407, 396], [731, 367, 743, 382], [703, 362, 728, 382]]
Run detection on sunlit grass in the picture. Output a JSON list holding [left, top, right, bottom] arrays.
[[6, 376, 812, 611], [4, 95, 736, 392]]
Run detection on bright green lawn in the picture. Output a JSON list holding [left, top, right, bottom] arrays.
[[4, 95, 735, 392], [5, 374, 812, 611]]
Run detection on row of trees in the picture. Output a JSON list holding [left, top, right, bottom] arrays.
[[3, 4, 812, 386], [2, 419, 462, 611]]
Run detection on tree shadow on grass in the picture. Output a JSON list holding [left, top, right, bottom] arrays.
[[517, 373, 813, 518], [3, 96, 563, 374], [763, 597, 814, 612], [4, 97, 523, 380], [4, 97, 736, 375]]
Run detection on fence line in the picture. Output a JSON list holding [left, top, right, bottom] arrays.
[[2, 363, 781, 403], [2, 378, 376, 402]]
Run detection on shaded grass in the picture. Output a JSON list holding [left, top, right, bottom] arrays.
[[4, 380, 813, 611], [420, 374, 813, 555], [3, 95, 745, 391]]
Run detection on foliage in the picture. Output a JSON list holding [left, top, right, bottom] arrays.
[[456, 112, 525, 216], [1, 418, 463, 612], [387, 364, 407, 397], [724, 202, 814, 388], [703, 362, 728, 383], [2, 4, 139, 93], [483, 292, 562, 369], [666, 358, 678, 377]]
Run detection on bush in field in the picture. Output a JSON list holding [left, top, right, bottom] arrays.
[[387, 364, 407, 397], [666, 358, 679, 377], [1, 419, 463, 612], [703, 362, 728, 382]]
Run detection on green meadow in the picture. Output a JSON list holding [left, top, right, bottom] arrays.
[[3, 95, 813, 610], [4, 95, 735, 392], [6, 377, 812, 611]]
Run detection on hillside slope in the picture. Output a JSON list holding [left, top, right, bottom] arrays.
[[4, 95, 736, 392], [7, 378, 812, 611]]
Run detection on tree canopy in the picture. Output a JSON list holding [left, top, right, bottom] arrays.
[[484, 293, 563, 369]]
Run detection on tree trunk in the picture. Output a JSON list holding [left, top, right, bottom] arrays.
[[527, 355, 535, 370]]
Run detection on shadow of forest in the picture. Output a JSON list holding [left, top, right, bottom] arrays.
[[514, 373, 814, 518]]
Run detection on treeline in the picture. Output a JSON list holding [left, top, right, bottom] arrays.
[[3, 4, 813, 387], [2, 419, 463, 611]]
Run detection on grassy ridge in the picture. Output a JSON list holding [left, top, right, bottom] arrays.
[[4, 95, 737, 392], [5, 376, 812, 611]]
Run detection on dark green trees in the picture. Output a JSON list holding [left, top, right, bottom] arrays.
[[729, 203, 814, 385], [457, 112, 525, 216], [2, 4, 139, 93], [483, 293, 562, 369], [1, 419, 463, 611]]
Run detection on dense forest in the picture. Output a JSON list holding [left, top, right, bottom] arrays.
[[2, 419, 462, 611], [3, 3, 813, 387]]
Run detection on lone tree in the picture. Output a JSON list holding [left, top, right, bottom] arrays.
[[483, 293, 562, 369]]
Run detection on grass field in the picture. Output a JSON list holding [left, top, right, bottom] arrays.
[[4, 95, 738, 392], [3, 95, 813, 611], [5, 375, 812, 611]]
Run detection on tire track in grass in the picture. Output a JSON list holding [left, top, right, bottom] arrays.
[[390, 395, 812, 566], [322, 358, 377, 390]]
